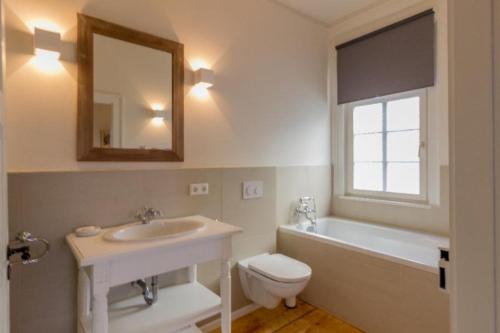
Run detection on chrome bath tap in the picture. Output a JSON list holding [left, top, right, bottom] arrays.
[[135, 206, 162, 224], [295, 197, 317, 228]]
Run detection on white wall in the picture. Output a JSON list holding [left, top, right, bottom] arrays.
[[328, 0, 449, 235], [495, 1, 500, 331], [4, 0, 330, 172], [0, 0, 9, 331], [449, 0, 496, 332]]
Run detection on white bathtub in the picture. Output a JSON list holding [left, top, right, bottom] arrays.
[[279, 216, 449, 273]]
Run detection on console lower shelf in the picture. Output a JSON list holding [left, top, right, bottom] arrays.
[[80, 282, 221, 333]]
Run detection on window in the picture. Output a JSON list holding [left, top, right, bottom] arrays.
[[346, 90, 427, 201]]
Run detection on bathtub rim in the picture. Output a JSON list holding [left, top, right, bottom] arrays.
[[279, 216, 449, 274]]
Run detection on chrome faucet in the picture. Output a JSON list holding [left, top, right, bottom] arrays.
[[295, 197, 317, 227], [135, 206, 162, 224]]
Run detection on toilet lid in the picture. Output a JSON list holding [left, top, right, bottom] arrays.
[[248, 254, 311, 283]]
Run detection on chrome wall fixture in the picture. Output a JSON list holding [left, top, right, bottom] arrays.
[[7, 231, 50, 279], [295, 196, 317, 231]]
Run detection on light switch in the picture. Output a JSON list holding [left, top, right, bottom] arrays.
[[242, 181, 263, 199]]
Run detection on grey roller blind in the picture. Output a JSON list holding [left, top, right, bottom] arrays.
[[336, 10, 435, 104]]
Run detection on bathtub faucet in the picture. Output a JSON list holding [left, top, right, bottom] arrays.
[[296, 197, 317, 227]]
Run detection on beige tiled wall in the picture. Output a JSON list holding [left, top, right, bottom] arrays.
[[278, 231, 450, 333], [276, 165, 332, 225], [198, 168, 278, 310], [8, 166, 330, 333], [9, 166, 447, 333], [7, 168, 269, 332]]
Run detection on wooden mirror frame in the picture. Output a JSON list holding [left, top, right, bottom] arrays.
[[77, 14, 184, 161]]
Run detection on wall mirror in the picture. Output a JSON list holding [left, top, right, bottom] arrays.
[[77, 14, 184, 161]]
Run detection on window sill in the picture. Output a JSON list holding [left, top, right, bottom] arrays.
[[336, 195, 432, 209]]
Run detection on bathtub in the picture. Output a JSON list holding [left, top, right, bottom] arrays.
[[279, 216, 449, 273], [278, 216, 450, 333]]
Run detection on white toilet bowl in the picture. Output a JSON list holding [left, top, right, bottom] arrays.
[[238, 253, 312, 309]]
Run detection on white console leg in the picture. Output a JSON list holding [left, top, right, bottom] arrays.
[[91, 264, 110, 333], [92, 293, 109, 333], [78, 269, 90, 318], [220, 260, 231, 333], [187, 265, 197, 283]]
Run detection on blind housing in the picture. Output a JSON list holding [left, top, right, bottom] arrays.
[[336, 10, 435, 105]]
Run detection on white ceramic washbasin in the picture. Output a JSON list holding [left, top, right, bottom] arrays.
[[104, 219, 206, 242]]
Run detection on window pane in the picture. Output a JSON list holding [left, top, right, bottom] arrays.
[[387, 130, 420, 162], [387, 97, 420, 131], [354, 133, 382, 162], [353, 103, 382, 134], [354, 162, 383, 191], [387, 162, 420, 194]]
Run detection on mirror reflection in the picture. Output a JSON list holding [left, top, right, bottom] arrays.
[[92, 33, 173, 150]]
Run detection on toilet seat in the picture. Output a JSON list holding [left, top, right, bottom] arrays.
[[248, 254, 311, 283]]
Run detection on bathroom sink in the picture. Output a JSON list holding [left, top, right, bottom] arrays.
[[104, 219, 206, 242]]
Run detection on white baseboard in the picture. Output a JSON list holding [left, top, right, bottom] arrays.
[[199, 303, 261, 332]]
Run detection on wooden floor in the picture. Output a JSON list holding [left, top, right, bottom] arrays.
[[211, 300, 364, 333]]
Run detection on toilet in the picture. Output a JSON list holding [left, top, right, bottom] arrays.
[[238, 253, 312, 309]]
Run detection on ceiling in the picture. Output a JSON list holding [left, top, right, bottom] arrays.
[[274, 0, 387, 26]]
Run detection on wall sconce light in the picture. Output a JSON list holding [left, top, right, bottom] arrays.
[[34, 28, 61, 59], [193, 68, 214, 88], [151, 103, 165, 115], [152, 110, 165, 119], [150, 103, 166, 122]]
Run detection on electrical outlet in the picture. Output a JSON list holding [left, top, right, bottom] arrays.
[[189, 183, 209, 196], [242, 181, 263, 199]]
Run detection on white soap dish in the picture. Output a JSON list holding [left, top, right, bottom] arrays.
[[75, 226, 101, 237]]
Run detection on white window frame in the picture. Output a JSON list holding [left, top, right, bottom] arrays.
[[344, 89, 428, 203]]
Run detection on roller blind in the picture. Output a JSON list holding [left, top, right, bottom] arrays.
[[336, 10, 435, 105]]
